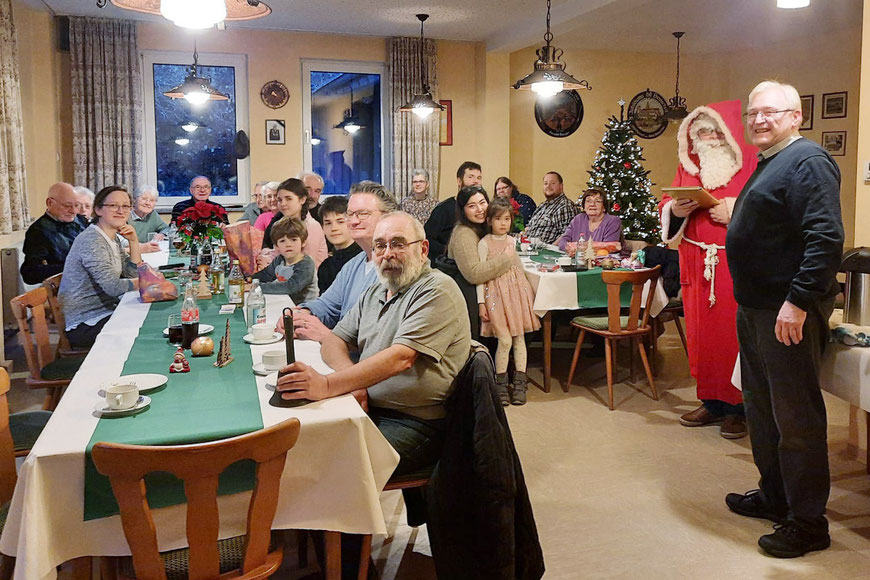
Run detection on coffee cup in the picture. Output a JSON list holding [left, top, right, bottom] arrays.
[[262, 350, 286, 371], [251, 323, 273, 341], [106, 383, 139, 410]]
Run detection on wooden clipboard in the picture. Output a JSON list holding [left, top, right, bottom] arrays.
[[661, 187, 720, 209]]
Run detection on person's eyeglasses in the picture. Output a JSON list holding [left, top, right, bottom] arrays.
[[346, 210, 379, 221], [102, 203, 132, 213], [411, 180, 427, 184], [49, 199, 76, 211], [743, 109, 794, 122], [191, 185, 211, 191], [373, 239, 423, 255]]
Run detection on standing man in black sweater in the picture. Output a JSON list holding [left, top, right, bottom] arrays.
[[424, 161, 482, 259], [725, 81, 844, 558]]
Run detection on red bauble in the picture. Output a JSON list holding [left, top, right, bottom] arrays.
[[623, 162, 632, 169], [613, 203, 621, 211]]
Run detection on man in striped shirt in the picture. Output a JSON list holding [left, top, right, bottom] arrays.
[[523, 171, 578, 244]]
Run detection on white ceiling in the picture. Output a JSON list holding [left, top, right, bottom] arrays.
[[28, 0, 863, 54]]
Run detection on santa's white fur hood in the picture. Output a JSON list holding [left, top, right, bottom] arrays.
[[677, 106, 743, 180]]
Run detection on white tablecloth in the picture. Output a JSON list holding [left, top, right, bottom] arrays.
[[0, 253, 400, 580]]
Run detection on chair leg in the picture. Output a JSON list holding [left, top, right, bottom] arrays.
[[0, 555, 14, 580], [565, 329, 586, 393], [672, 315, 689, 355], [604, 338, 614, 411], [66, 556, 92, 580], [637, 337, 658, 401], [42, 387, 63, 411], [358, 535, 372, 580], [324, 531, 341, 580]]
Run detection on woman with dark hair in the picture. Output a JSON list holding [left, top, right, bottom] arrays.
[[446, 186, 513, 337], [258, 177, 328, 267], [556, 188, 623, 252], [59, 185, 141, 349], [494, 176, 536, 230]]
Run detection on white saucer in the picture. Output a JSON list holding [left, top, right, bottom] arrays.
[[264, 371, 279, 389], [100, 374, 167, 395], [162, 323, 214, 337], [94, 395, 151, 416], [252, 363, 282, 376], [243, 332, 283, 345]]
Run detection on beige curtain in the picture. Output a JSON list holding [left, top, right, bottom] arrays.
[[390, 37, 440, 201], [0, 0, 30, 234], [70, 17, 143, 193]]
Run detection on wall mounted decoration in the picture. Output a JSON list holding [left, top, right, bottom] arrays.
[[628, 89, 668, 139], [821, 92, 847, 119], [799, 95, 814, 131], [266, 119, 285, 145], [821, 131, 846, 156], [534, 90, 584, 138], [260, 80, 289, 109], [439, 100, 453, 146]]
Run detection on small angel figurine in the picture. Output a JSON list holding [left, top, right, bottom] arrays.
[[169, 347, 191, 373]]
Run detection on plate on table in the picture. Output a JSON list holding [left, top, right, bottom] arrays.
[[264, 371, 279, 390], [162, 324, 214, 337], [102, 374, 168, 394], [243, 332, 283, 345], [94, 395, 151, 416], [252, 363, 281, 376]]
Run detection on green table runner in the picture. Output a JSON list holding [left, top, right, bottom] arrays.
[[527, 249, 631, 308], [84, 292, 263, 521]]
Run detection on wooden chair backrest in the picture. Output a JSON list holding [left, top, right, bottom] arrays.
[[0, 369, 18, 505], [92, 418, 301, 580], [601, 265, 661, 333], [42, 274, 72, 353], [10, 286, 55, 381]]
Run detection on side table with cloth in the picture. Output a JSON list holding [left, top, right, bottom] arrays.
[[521, 247, 668, 392], [0, 252, 399, 580]]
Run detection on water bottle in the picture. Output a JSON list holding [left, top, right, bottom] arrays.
[[575, 234, 586, 265], [180, 282, 199, 349], [246, 279, 266, 333]]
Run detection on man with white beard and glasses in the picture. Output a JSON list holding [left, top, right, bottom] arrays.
[[659, 101, 758, 439], [276, 211, 470, 474]]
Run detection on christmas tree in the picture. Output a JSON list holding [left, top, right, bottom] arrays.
[[587, 105, 660, 244]]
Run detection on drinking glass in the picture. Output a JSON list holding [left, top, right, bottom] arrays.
[[167, 314, 183, 346]]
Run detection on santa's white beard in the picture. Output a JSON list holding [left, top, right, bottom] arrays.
[[693, 141, 739, 190]]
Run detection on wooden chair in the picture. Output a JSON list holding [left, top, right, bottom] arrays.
[[42, 274, 90, 358], [0, 368, 18, 580], [650, 298, 688, 375], [10, 287, 85, 411], [565, 266, 661, 410], [92, 418, 301, 580]]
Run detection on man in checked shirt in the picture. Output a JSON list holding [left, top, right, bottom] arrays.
[[522, 171, 579, 244]]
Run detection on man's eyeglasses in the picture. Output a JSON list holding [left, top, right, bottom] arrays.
[[346, 210, 379, 221], [373, 239, 423, 255], [743, 109, 794, 122], [102, 203, 132, 213], [49, 199, 76, 211], [191, 185, 211, 191], [411, 180, 427, 184]]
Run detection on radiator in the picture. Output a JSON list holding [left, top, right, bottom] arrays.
[[1, 247, 24, 329]]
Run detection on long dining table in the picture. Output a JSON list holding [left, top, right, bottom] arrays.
[[0, 250, 400, 580]]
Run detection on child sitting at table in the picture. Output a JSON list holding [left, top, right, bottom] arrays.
[[477, 199, 540, 406], [317, 196, 362, 295], [253, 216, 318, 304]]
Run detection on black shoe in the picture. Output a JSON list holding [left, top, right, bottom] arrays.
[[758, 523, 831, 558], [725, 490, 787, 524]]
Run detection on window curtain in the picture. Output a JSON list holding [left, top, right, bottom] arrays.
[[0, 0, 29, 234], [70, 17, 143, 193], [390, 37, 439, 202]]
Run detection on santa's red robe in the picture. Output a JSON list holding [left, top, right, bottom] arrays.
[[659, 100, 758, 406]]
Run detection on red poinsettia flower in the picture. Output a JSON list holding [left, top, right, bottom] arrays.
[[612, 202, 621, 212], [509, 197, 521, 214]]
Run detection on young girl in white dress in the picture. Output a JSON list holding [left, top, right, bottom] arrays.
[[477, 199, 540, 405]]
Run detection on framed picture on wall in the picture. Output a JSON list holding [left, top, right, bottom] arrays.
[[439, 100, 453, 146], [799, 95, 813, 131], [265, 119, 285, 145], [821, 92, 847, 119], [821, 131, 846, 156]]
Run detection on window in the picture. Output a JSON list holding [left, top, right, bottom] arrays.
[[142, 51, 250, 209], [302, 60, 391, 194]]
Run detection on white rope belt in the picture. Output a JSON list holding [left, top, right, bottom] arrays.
[[682, 236, 725, 307]]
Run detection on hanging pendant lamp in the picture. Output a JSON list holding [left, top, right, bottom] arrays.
[[334, 86, 363, 135], [108, 0, 271, 30], [163, 42, 229, 105], [398, 14, 445, 120], [665, 32, 688, 121], [512, 0, 590, 98], [777, 0, 810, 8]]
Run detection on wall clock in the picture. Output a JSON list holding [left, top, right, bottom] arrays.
[[628, 89, 668, 139], [260, 80, 289, 109]]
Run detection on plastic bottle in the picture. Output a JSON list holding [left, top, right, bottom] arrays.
[[180, 282, 199, 349], [226, 259, 245, 305], [199, 239, 213, 271], [189, 238, 199, 272], [246, 279, 266, 333]]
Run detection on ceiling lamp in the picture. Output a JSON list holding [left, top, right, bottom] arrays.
[[163, 43, 229, 105], [777, 0, 810, 8], [108, 0, 272, 29], [174, 137, 190, 146], [334, 86, 363, 135], [665, 32, 688, 121], [512, 0, 590, 98], [181, 122, 203, 132], [398, 14, 444, 120]]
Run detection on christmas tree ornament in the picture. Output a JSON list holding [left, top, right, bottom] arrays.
[[169, 347, 190, 373], [191, 336, 215, 357], [214, 319, 234, 367], [196, 269, 212, 300]]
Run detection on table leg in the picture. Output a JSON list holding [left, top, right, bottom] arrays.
[[866, 410, 869, 475], [543, 312, 551, 393], [65, 556, 93, 580]]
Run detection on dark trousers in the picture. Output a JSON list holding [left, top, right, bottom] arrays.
[[702, 399, 745, 417], [66, 316, 110, 349], [736, 300, 833, 533]]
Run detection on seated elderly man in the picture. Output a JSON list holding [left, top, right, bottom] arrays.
[[298, 172, 325, 224], [21, 182, 86, 284], [170, 175, 229, 224], [277, 211, 471, 473]]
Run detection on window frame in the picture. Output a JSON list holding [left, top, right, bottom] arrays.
[[141, 50, 251, 210], [300, 59, 392, 192]]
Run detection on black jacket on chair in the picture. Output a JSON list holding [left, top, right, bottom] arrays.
[[425, 349, 545, 580]]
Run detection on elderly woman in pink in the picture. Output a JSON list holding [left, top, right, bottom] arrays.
[[556, 188, 623, 251], [253, 181, 280, 231]]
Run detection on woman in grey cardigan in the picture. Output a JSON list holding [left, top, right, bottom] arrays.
[[60, 186, 142, 349]]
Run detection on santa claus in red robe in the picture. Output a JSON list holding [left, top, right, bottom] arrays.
[[659, 100, 758, 439]]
